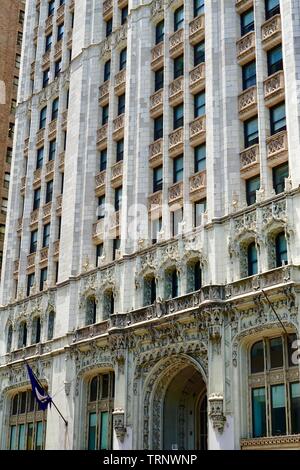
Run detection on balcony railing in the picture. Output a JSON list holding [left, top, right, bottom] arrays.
[[169, 76, 184, 106], [150, 89, 163, 117], [169, 127, 184, 156], [93, 219, 104, 240], [236, 31, 255, 64], [262, 14, 281, 50], [27, 253, 36, 268], [45, 160, 54, 178], [33, 168, 42, 185], [168, 181, 183, 204], [56, 194, 62, 212], [61, 110, 68, 130], [189, 63, 205, 94], [189, 171, 207, 196], [235, 0, 253, 14], [56, 4, 65, 22], [240, 144, 260, 177], [30, 209, 39, 225], [189, 14, 205, 44], [113, 114, 125, 139], [45, 15, 53, 32], [238, 86, 257, 119], [103, 0, 113, 19], [190, 116, 206, 146], [59, 151, 65, 171], [149, 139, 163, 167], [54, 39, 63, 59], [169, 28, 184, 58], [114, 69, 126, 95], [74, 321, 109, 342], [151, 42, 164, 70], [53, 240, 60, 256], [36, 129, 45, 146], [39, 247, 49, 264], [99, 80, 110, 105], [96, 124, 108, 149], [48, 119, 57, 137], [267, 130, 288, 167], [42, 50, 51, 68], [264, 71, 285, 107], [95, 170, 106, 195], [148, 191, 162, 211], [14, 259, 19, 273], [111, 161, 123, 188], [43, 202, 52, 219]]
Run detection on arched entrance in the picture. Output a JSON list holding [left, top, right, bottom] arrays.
[[163, 365, 207, 450]]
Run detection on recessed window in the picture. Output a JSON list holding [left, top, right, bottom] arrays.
[[106, 18, 112, 37], [57, 23, 64, 41], [114, 186, 122, 212], [242, 60, 256, 90], [104, 60, 111, 81], [33, 188, 41, 211], [173, 104, 183, 129], [27, 272, 35, 297], [154, 115, 163, 140], [39, 106, 47, 129], [96, 243, 104, 267], [173, 155, 183, 183], [102, 104, 109, 125], [247, 242, 258, 276], [151, 217, 162, 244], [36, 147, 44, 169], [267, 45, 283, 76], [246, 175, 260, 206], [153, 165, 163, 192], [48, 0, 55, 17], [270, 102, 286, 135], [194, 41, 205, 66], [45, 34, 52, 52], [42, 223, 51, 248], [40, 268, 48, 292], [116, 139, 124, 162], [121, 6, 128, 25], [118, 94, 125, 115], [194, 92, 205, 118], [174, 55, 184, 79], [174, 6, 184, 32], [194, 199, 206, 227], [30, 230, 38, 254], [100, 149, 107, 171], [45, 180, 53, 203], [154, 68, 164, 91], [143, 276, 157, 306], [194, 0, 204, 17], [54, 59, 61, 77], [244, 116, 259, 148], [15, 54, 21, 69], [275, 232, 288, 267], [51, 98, 59, 121], [113, 238, 121, 261], [194, 144, 206, 173], [265, 0, 280, 19], [3, 172, 10, 189], [155, 20, 164, 44], [272, 162, 288, 194], [241, 9, 254, 36], [119, 48, 127, 71], [42, 69, 50, 88], [49, 140, 56, 161]]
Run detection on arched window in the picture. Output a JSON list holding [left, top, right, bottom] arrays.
[[247, 242, 258, 276], [8, 390, 47, 449], [103, 291, 114, 319], [87, 372, 115, 450], [187, 260, 202, 292], [86, 297, 97, 325], [47, 311, 55, 340], [18, 322, 27, 349], [143, 275, 156, 306], [7, 324, 13, 353], [275, 232, 288, 267], [32, 317, 41, 344], [165, 268, 178, 299], [249, 334, 300, 438]]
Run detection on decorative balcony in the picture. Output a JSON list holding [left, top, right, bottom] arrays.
[[148, 191, 162, 212], [67, 30, 73, 49], [59, 151, 65, 171], [62, 110, 68, 130], [114, 69, 126, 96], [111, 161, 123, 188], [150, 89, 163, 118], [103, 0, 113, 20], [48, 119, 57, 139], [54, 39, 63, 60], [30, 61, 35, 78], [264, 71, 285, 107], [169, 76, 184, 106], [118, 0, 128, 7], [56, 4, 65, 23], [267, 130, 288, 167], [189, 171, 207, 201], [73, 321, 109, 343], [262, 14, 282, 50], [53, 240, 60, 259], [169, 127, 184, 157], [45, 160, 54, 180], [33, 26, 38, 43], [189, 116, 206, 146], [36, 128, 44, 147], [30, 209, 39, 226], [236, 31, 255, 65], [169, 29, 184, 58], [14, 259, 19, 274], [92, 219, 104, 242], [95, 170, 106, 196], [17, 217, 23, 234], [240, 144, 260, 178], [43, 202, 52, 221], [113, 114, 125, 140], [45, 15, 53, 34], [27, 253, 36, 268], [99, 80, 110, 106], [110, 210, 120, 232], [39, 247, 49, 266], [33, 168, 42, 187], [151, 42, 164, 71], [235, 0, 253, 14], [238, 86, 257, 120], [69, 0, 75, 12], [189, 14, 205, 45], [24, 137, 29, 156], [42, 50, 51, 70], [56, 194, 62, 214], [168, 181, 183, 205], [96, 124, 108, 150], [189, 63, 205, 94], [20, 176, 26, 195], [149, 139, 163, 168]]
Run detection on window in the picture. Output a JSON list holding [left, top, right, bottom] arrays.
[[153, 165, 163, 192], [42, 223, 51, 248], [11, 99, 17, 114], [165, 268, 179, 298], [42, 68, 50, 88], [18, 322, 27, 348], [39, 107, 47, 129], [48, 0, 55, 16], [173, 155, 183, 183], [113, 238, 120, 261], [27, 273, 35, 297], [114, 187, 122, 212], [194, 0, 204, 17], [119, 48, 127, 71], [6, 148, 12, 164], [30, 230, 38, 254], [194, 41, 205, 65], [118, 94, 125, 115], [273, 162, 288, 194], [45, 34, 52, 52], [155, 20, 164, 44], [267, 45, 283, 76], [8, 123, 15, 139], [106, 18, 112, 37], [13, 76, 19, 93], [265, 0, 280, 19], [51, 98, 59, 121], [100, 149, 107, 171], [33, 188, 41, 211], [102, 105, 109, 125], [47, 311, 55, 340], [57, 23, 64, 41], [242, 60, 256, 90], [96, 243, 104, 267], [151, 217, 162, 244], [172, 208, 183, 237], [15, 54, 21, 69], [194, 92, 205, 118], [1, 198, 8, 214], [121, 6, 128, 24], [103, 290, 115, 316], [270, 102, 286, 135], [143, 276, 156, 306], [87, 373, 114, 450], [174, 6, 184, 31], [55, 262, 59, 283], [19, 9, 25, 24], [154, 115, 163, 140], [48, 140, 56, 161], [45, 180, 53, 203], [17, 31, 23, 46], [194, 199, 206, 227], [54, 59, 61, 78], [241, 9, 254, 36], [246, 175, 260, 206], [174, 55, 184, 79], [8, 391, 47, 450], [57, 216, 62, 239], [194, 144, 206, 173], [155, 68, 164, 91], [173, 104, 183, 129], [116, 139, 124, 161], [97, 196, 105, 220], [247, 242, 258, 276], [104, 60, 111, 81], [36, 147, 44, 169], [86, 297, 97, 325], [4, 172, 10, 189], [32, 316, 41, 343], [275, 232, 288, 267], [249, 334, 299, 438], [244, 116, 258, 148], [187, 260, 202, 292], [7, 325, 13, 353]]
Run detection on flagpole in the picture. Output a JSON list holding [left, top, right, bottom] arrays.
[[25, 360, 68, 427]]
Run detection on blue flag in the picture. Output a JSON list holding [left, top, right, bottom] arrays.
[[26, 364, 52, 411]]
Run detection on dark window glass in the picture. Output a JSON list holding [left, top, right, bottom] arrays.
[[155, 20, 164, 44], [252, 388, 267, 437], [113, 238, 120, 261], [48, 0, 55, 16], [106, 18, 112, 37], [49, 140, 56, 161], [244, 117, 259, 147], [174, 6, 184, 31], [45, 180, 53, 203], [51, 98, 59, 121], [171, 269, 178, 297], [267, 45, 283, 75], [116, 139, 124, 161], [273, 162, 288, 194], [194, 260, 202, 290], [153, 165, 163, 192], [97, 195, 105, 220], [241, 9, 254, 36], [271, 384, 286, 436], [100, 149, 107, 171], [30, 230, 38, 254], [57, 23, 64, 41], [275, 232, 288, 267], [33, 188, 41, 210], [194, 0, 204, 17], [155, 68, 164, 91], [118, 94, 125, 115], [194, 92, 205, 118], [119, 48, 127, 70], [246, 175, 260, 206], [104, 60, 111, 81], [27, 273, 35, 297], [270, 102, 286, 135], [121, 6, 128, 25], [247, 242, 258, 276], [96, 243, 104, 266], [290, 383, 300, 434], [265, 0, 280, 19], [102, 104, 109, 125], [173, 155, 183, 183], [194, 199, 206, 227], [154, 115, 163, 140], [42, 223, 51, 248], [194, 144, 206, 173], [174, 55, 184, 79], [194, 41, 205, 65], [36, 147, 44, 169], [54, 59, 61, 77], [115, 187, 122, 211], [270, 337, 283, 368], [47, 311, 55, 340], [242, 60, 256, 90], [45, 34, 52, 51], [173, 104, 183, 129], [39, 107, 47, 129], [251, 341, 265, 373], [151, 217, 162, 244]]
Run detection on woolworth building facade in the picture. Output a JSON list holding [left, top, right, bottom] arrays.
[[0, 0, 300, 451]]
